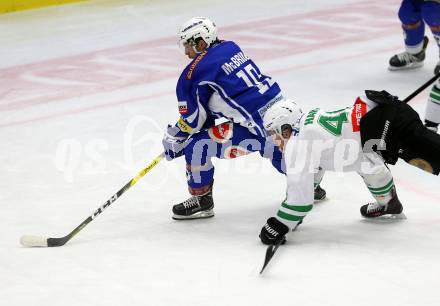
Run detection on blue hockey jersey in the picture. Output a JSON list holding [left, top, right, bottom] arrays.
[[174, 41, 282, 138]]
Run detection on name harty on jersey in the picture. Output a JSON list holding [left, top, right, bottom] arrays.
[[221, 51, 250, 75]]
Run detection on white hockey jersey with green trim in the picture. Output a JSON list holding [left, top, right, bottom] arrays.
[[278, 95, 392, 228]]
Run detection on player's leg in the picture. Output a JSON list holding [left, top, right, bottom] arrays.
[[357, 154, 404, 218], [313, 167, 326, 202], [421, 0, 440, 73], [389, 0, 428, 70], [171, 129, 216, 220], [425, 79, 440, 132], [173, 122, 267, 220]]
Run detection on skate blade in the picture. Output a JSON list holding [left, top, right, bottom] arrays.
[[172, 209, 214, 220], [313, 196, 327, 203], [363, 212, 407, 222], [388, 62, 423, 71]]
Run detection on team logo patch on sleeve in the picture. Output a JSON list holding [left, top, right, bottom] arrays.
[[224, 146, 250, 159], [178, 101, 188, 114], [351, 97, 367, 132], [208, 122, 233, 143]]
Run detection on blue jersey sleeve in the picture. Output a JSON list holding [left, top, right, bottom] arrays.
[[174, 51, 216, 135]]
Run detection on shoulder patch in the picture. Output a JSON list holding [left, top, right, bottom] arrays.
[[178, 101, 188, 114], [186, 51, 208, 80]]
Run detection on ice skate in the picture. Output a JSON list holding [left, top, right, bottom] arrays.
[[389, 36, 428, 71], [360, 187, 406, 219], [172, 190, 214, 220], [435, 59, 440, 75], [314, 185, 326, 202], [425, 120, 439, 133]]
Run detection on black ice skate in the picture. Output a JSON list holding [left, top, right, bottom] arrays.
[[435, 60, 440, 75], [360, 188, 405, 219], [389, 36, 429, 71], [314, 185, 326, 202], [425, 120, 439, 133], [172, 190, 214, 220]]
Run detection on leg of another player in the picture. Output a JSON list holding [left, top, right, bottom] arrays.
[[171, 130, 217, 220], [313, 167, 326, 202], [173, 123, 276, 220], [389, 0, 428, 70], [421, 0, 440, 73], [425, 79, 440, 132]]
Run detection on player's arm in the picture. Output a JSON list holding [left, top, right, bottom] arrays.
[[259, 139, 315, 245], [163, 71, 211, 160], [173, 65, 214, 134]]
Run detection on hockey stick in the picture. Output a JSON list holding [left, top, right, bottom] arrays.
[[402, 72, 440, 103], [259, 220, 302, 274], [20, 153, 165, 247], [260, 238, 284, 274]]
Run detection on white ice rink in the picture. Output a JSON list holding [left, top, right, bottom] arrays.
[[1, 0, 440, 305]]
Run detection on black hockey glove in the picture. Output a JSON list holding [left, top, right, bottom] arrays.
[[365, 90, 400, 105], [259, 217, 289, 245]]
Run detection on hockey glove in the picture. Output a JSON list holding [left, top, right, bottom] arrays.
[[259, 217, 289, 245], [162, 125, 189, 161]]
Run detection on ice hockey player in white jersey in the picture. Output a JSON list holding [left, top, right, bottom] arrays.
[[259, 90, 440, 245]]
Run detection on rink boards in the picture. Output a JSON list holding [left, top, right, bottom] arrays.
[[0, 0, 84, 13]]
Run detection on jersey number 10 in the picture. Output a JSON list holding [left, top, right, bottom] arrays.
[[236, 63, 275, 94]]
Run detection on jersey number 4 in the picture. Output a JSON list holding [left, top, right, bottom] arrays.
[[236, 64, 275, 94], [318, 109, 348, 136]]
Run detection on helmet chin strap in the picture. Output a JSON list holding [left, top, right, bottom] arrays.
[[192, 44, 200, 54]]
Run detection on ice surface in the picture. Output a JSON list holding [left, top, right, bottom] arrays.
[[1, 0, 439, 305]]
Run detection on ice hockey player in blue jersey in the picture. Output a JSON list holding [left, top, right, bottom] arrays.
[[162, 17, 326, 220], [388, 0, 440, 74]]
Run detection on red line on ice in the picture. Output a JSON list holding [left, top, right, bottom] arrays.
[[0, 0, 401, 127]]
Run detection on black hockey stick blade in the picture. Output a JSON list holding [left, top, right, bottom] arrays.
[[260, 238, 285, 274], [259, 220, 302, 274]]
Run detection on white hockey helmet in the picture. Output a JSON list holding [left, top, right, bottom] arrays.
[[178, 17, 218, 51], [263, 99, 303, 138]]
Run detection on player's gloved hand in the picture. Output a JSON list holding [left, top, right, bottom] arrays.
[[365, 90, 400, 105], [259, 217, 289, 245], [162, 125, 189, 161]]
